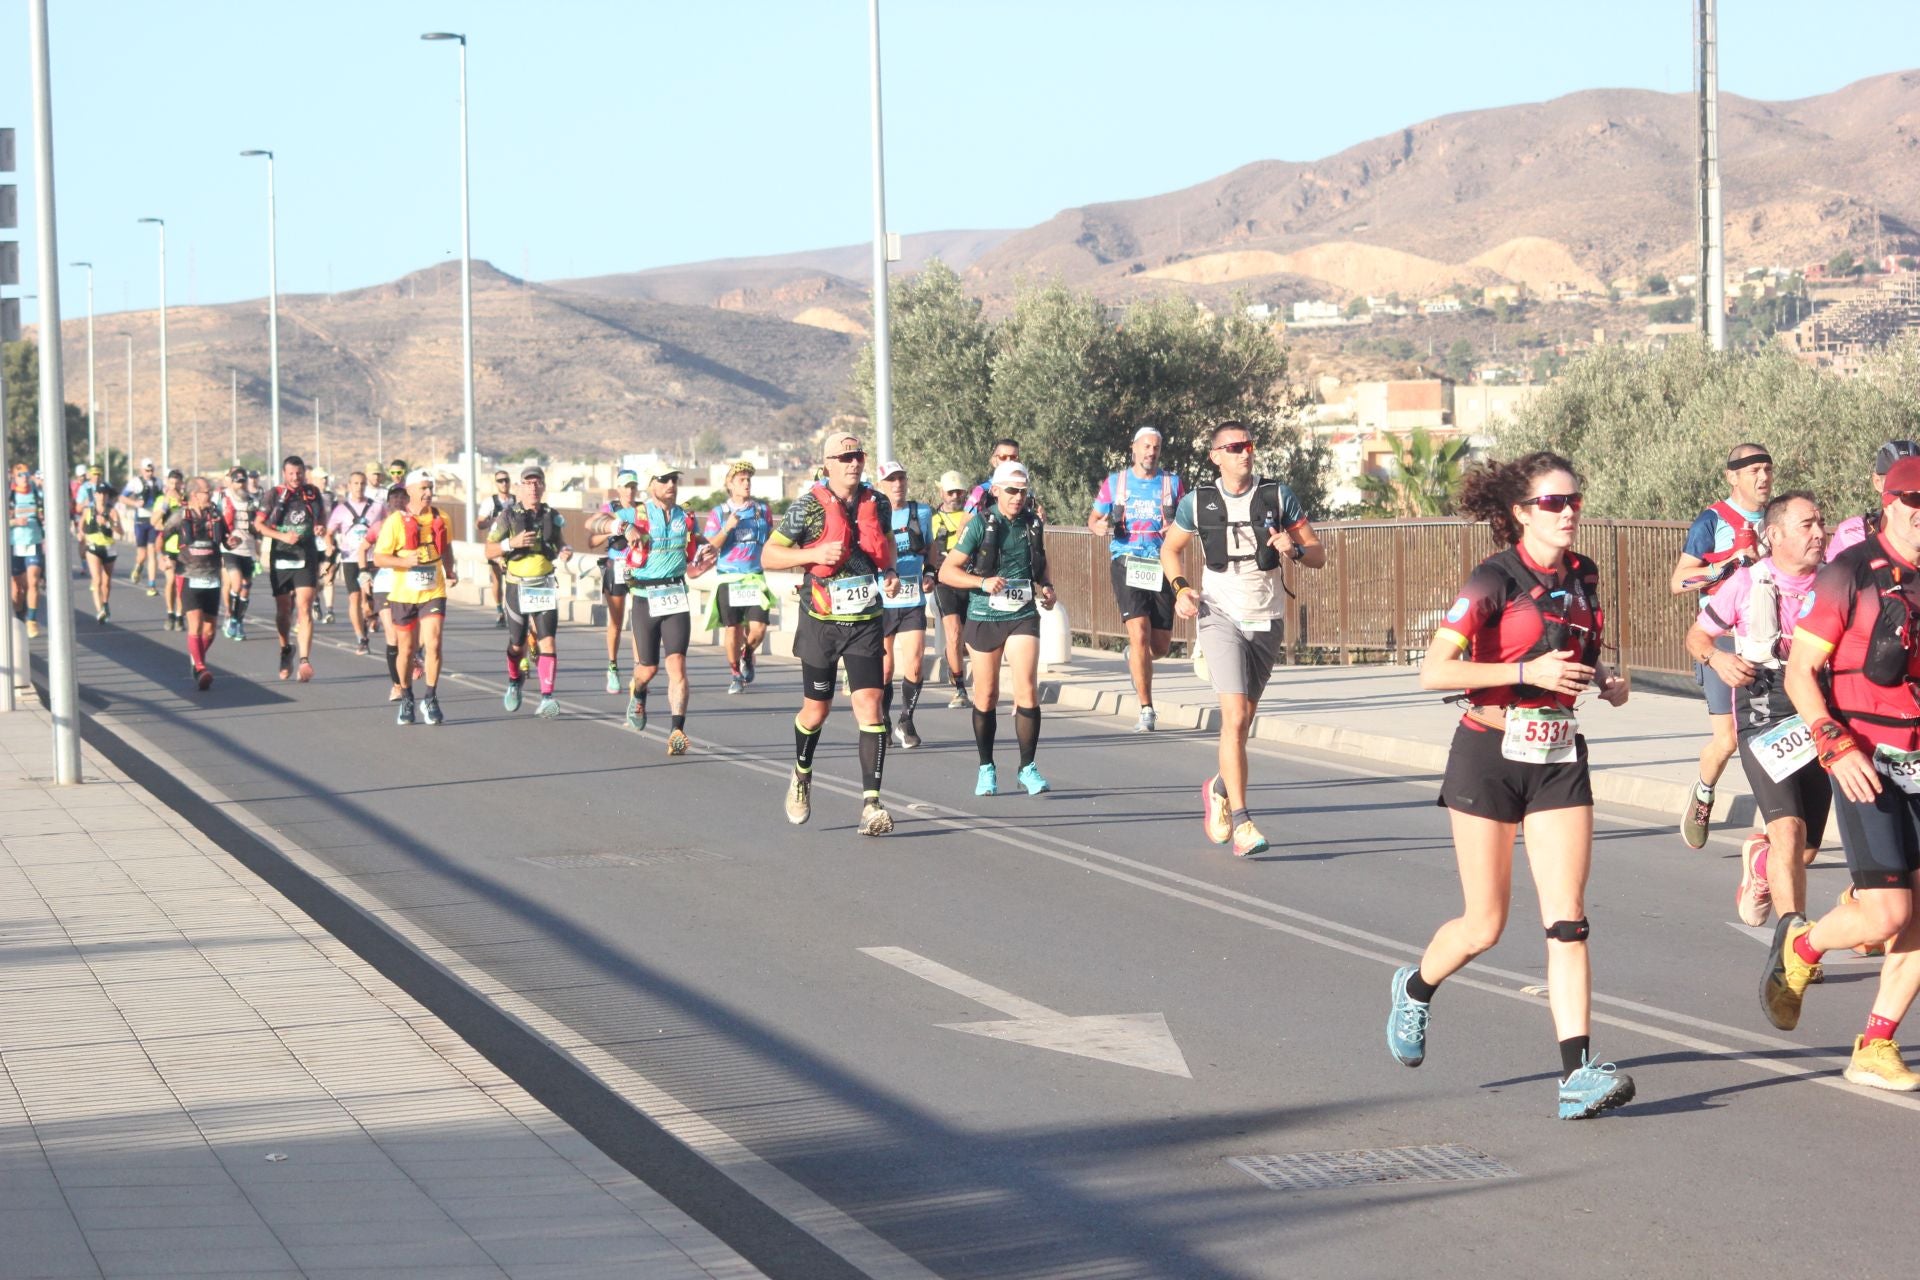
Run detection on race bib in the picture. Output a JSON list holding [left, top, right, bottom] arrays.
[[727, 580, 765, 610], [647, 584, 690, 616], [370, 568, 394, 595], [517, 576, 557, 614], [406, 566, 439, 592], [1876, 744, 1920, 795], [829, 573, 881, 615], [1753, 715, 1815, 784], [888, 577, 923, 608], [274, 555, 306, 571], [604, 553, 628, 581], [988, 578, 1031, 613], [1501, 706, 1579, 765], [1235, 616, 1272, 633], [16, 542, 38, 559], [1124, 556, 1164, 592], [187, 574, 219, 591]]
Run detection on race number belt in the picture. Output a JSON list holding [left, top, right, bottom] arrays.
[[1501, 706, 1578, 765], [1123, 556, 1163, 591], [828, 573, 881, 615], [726, 576, 767, 610], [987, 578, 1031, 613], [645, 580, 691, 616], [516, 575, 558, 614], [405, 565, 440, 592]]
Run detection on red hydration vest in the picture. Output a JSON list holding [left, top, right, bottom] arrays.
[[803, 482, 894, 614], [399, 507, 450, 560]]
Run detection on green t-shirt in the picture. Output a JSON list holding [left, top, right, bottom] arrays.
[[953, 511, 1042, 622]]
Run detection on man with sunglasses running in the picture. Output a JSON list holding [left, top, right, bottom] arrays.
[[1672, 443, 1773, 848], [1160, 421, 1324, 856], [763, 433, 899, 836], [1091, 425, 1185, 733], [477, 468, 513, 628]]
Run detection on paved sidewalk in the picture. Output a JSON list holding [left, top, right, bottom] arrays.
[[0, 703, 760, 1280]]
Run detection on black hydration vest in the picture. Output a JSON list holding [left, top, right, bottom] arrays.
[[966, 508, 1046, 584], [1484, 548, 1604, 701], [1194, 478, 1286, 573], [502, 501, 561, 562], [1832, 547, 1919, 692]]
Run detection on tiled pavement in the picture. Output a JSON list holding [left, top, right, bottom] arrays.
[[0, 704, 761, 1280]]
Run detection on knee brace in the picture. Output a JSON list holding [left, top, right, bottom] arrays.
[[1545, 918, 1590, 943]]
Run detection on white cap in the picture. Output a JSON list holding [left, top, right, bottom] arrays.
[[876, 459, 906, 480], [990, 461, 1030, 489], [1131, 425, 1163, 443], [140, 457, 155, 468], [404, 468, 434, 485], [73, 464, 86, 477]]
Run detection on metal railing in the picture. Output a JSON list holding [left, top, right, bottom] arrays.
[[1045, 518, 1698, 679]]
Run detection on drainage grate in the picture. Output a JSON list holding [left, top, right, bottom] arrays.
[[520, 849, 729, 870], [1228, 1144, 1516, 1192]]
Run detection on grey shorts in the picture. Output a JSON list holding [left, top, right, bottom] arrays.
[[1197, 608, 1284, 702]]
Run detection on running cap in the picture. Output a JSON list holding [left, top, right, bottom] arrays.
[[140, 457, 155, 468], [87, 465, 103, 475], [937, 470, 967, 493], [876, 459, 906, 480], [519, 465, 546, 481], [990, 461, 1030, 489], [650, 469, 682, 483], [404, 468, 434, 485], [228, 466, 247, 481], [73, 464, 86, 477], [726, 459, 756, 478], [1131, 426, 1163, 443], [616, 469, 639, 486], [1875, 440, 1920, 475], [1883, 457, 1920, 499]]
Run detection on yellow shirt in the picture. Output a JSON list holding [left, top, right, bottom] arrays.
[[372, 508, 449, 604]]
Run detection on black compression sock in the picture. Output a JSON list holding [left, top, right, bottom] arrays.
[[859, 722, 887, 798], [1015, 705, 1041, 768], [671, 713, 686, 732], [973, 707, 997, 766], [794, 716, 821, 773], [385, 644, 400, 685], [902, 679, 923, 718], [1405, 969, 1439, 1004], [882, 682, 895, 719], [1559, 1035, 1592, 1080]]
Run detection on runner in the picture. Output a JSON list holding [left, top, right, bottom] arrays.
[[1764, 454, 1920, 1090], [1828, 440, 1920, 558], [8, 463, 46, 638], [939, 459, 1055, 797], [608, 468, 714, 753], [1157, 423, 1324, 852], [870, 460, 934, 748], [120, 458, 162, 594], [763, 432, 899, 834], [476, 468, 512, 628], [80, 483, 122, 623], [72, 464, 104, 554], [313, 470, 339, 626], [217, 466, 261, 641], [1386, 450, 1636, 1119], [703, 460, 773, 695], [1671, 443, 1773, 848], [369, 481, 409, 701], [161, 478, 235, 691], [150, 471, 186, 630], [965, 439, 1021, 513], [371, 470, 456, 726], [1090, 426, 1185, 733], [594, 471, 642, 694], [931, 471, 973, 708], [487, 466, 572, 719], [254, 455, 332, 683], [324, 472, 385, 655], [1685, 492, 1831, 927]]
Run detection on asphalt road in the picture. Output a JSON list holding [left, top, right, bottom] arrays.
[[41, 575, 1920, 1278]]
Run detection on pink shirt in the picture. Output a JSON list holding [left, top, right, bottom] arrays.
[[1696, 558, 1816, 651], [1827, 513, 1869, 559]]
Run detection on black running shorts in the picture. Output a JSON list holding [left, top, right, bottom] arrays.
[[795, 612, 883, 694], [1438, 718, 1593, 824], [1831, 775, 1920, 891]]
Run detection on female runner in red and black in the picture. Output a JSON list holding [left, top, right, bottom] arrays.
[[1385, 451, 1636, 1119]]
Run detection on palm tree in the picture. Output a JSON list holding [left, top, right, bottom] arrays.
[[1357, 427, 1472, 517]]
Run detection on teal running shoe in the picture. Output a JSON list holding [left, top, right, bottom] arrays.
[[1557, 1055, 1635, 1120], [604, 663, 620, 694], [503, 680, 523, 713], [975, 763, 997, 796], [1017, 762, 1050, 796], [1386, 965, 1429, 1068], [625, 695, 647, 733], [536, 695, 559, 720]]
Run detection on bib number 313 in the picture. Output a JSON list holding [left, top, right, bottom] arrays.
[[1501, 706, 1578, 765]]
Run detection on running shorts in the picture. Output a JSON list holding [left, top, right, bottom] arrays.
[[1196, 608, 1284, 703], [1438, 718, 1593, 823], [1110, 557, 1176, 631], [1832, 774, 1920, 891], [795, 612, 883, 694], [963, 614, 1040, 653]]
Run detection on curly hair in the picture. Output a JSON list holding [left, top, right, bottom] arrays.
[[1457, 451, 1581, 545]]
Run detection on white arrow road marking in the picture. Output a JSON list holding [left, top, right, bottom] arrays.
[[861, 946, 1192, 1078], [1725, 921, 1880, 965]]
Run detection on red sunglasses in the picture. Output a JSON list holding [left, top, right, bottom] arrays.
[[1522, 492, 1584, 514]]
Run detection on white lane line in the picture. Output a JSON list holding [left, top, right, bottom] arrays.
[[259, 633, 1920, 1119], [860, 946, 1192, 1078]]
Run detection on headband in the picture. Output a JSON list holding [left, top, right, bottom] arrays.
[[1726, 452, 1771, 471]]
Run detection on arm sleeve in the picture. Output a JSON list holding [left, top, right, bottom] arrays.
[[1171, 491, 1199, 533]]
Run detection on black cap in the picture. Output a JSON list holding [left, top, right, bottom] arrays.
[[1876, 440, 1920, 475]]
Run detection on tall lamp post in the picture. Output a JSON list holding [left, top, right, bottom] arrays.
[[421, 32, 478, 541], [239, 150, 280, 464], [867, 0, 894, 463], [136, 217, 168, 472], [69, 260, 94, 472]]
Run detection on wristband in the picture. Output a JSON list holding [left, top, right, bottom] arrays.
[[1810, 716, 1862, 770], [1517, 660, 1525, 687], [1172, 576, 1191, 595]]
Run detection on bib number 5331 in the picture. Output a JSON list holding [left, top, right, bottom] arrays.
[[1502, 707, 1578, 765]]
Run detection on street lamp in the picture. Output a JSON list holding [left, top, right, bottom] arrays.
[[421, 31, 478, 542], [69, 260, 94, 473], [136, 216, 168, 473], [868, 0, 895, 463], [239, 150, 280, 465]]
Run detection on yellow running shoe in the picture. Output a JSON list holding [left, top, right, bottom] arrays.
[[1760, 914, 1821, 1031], [857, 801, 894, 837], [1844, 1037, 1920, 1092], [666, 728, 689, 756]]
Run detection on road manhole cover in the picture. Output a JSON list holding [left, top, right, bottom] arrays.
[[1228, 1144, 1515, 1192], [520, 849, 729, 870]]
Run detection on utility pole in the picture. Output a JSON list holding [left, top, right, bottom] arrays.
[[867, 0, 895, 462], [230, 368, 237, 466], [1696, 0, 1726, 350]]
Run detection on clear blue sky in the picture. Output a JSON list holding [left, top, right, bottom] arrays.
[[4, 0, 1911, 321]]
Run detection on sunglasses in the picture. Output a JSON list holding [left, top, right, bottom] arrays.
[[827, 451, 866, 464], [495, 476, 510, 483], [1522, 492, 1584, 514], [1002, 487, 1029, 497], [1888, 491, 1920, 510], [1213, 440, 1255, 455]]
